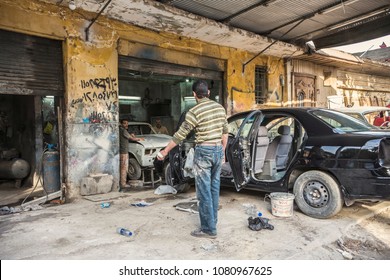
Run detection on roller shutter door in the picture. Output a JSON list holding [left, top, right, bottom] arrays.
[[0, 29, 64, 96]]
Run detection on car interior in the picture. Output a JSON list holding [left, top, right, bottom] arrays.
[[220, 115, 304, 183]]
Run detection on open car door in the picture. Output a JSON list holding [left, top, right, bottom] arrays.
[[226, 110, 263, 191], [165, 111, 195, 185]]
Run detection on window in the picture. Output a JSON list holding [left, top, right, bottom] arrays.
[[311, 109, 372, 132], [255, 66, 268, 104]]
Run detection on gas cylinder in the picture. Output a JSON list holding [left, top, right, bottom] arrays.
[[0, 158, 30, 179], [42, 149, 60, 193]]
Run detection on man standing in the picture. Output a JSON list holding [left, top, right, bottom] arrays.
[[153, 118, 169, 135], [157, 80, 228, 239], [119, 119, 143, 190]]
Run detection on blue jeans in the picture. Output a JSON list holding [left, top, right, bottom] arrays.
[[193, 145, 223, 235]]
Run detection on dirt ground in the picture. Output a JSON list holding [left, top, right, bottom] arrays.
[[0, 185, 389, 260]]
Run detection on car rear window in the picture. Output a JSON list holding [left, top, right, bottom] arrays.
[[311, 109, 373, 133]]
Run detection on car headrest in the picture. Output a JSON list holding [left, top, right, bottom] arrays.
[[278, 125, 290, 135]]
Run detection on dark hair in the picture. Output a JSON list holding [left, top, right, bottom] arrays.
[[120, 119, 128, 124], [192, 80, 209, 98]]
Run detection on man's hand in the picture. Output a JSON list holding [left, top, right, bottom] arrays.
[[157, 150, 166, 161]]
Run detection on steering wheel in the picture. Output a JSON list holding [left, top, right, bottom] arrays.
[[380, 121, 390, 128]]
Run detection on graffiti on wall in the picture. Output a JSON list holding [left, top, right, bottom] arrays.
[[67, 76, 119, 189], [70, 76, 119, 123]]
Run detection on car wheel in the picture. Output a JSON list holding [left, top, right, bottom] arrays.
[[293, 170, 343, 219], [175, 183, 191, 193], [128, 158, 142, 180], [164, 162, 173, 185]]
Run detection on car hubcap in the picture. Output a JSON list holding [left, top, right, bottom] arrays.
[[303, 181, 329, 208], [128, 165, 135, 176]]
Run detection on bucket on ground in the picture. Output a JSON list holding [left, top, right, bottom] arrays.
[[269, 192, 295, 217]]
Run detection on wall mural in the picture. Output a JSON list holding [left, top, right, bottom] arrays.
[[67, 76, 119, 190]]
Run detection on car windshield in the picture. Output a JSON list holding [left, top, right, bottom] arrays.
[[128, 124, 156, 135], [311, 109, 374, 133]]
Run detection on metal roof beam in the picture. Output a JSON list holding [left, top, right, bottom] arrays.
[[292, 5, 390, 46], [219, 0, 278, 24], [261, 0, 361, 36]]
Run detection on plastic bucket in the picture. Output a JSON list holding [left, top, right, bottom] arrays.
[[269, 192, 295, 217]]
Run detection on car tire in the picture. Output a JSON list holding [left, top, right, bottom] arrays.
[[164, 162, 173, 185], [174, 183, 191, 193], [128, 158, 142, 180], [293, 170, 343, 219], [164, 162, 191, 193]]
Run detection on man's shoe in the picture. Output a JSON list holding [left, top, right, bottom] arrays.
[[190, 229, 217, 239]]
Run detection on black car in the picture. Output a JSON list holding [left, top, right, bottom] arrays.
[[159, 108, 390, 219]]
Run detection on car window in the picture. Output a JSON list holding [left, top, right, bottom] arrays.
[[227, 113, 258, 138], [128, 124, 155, 135], [228, 119, 243, 136], [346, 113, 365, 122], [311, 110, 373, 132], [266, 117, 293, 141]]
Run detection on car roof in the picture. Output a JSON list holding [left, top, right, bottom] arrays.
[[336, 106, 390, 114], [229, 107, 378, 137]]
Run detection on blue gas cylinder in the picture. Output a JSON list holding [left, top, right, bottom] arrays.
[[42, 149, 60, 193]]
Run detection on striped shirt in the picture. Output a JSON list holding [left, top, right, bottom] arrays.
[[172, 98, 228, 144]]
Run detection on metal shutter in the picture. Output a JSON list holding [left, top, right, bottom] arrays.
[[0, 29, 64, 96]]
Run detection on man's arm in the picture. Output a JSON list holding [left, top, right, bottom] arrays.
[[129, 133, 144, 141], [123, 129, 144, 141], [157, 140, 177, 160], [221, 133, 228, 162], [157, 114, 196, 160]]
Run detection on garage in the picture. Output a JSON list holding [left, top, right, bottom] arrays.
[[0, 29, 64, 205], [118, 55, 225, 131]]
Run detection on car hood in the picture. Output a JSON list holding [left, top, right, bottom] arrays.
[[130, 134, 172, 148]]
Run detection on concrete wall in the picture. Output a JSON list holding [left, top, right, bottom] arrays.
[[337, 70, 390, 107], [289, 60, 337, 108]]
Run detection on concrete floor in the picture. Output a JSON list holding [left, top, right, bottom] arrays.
[[0, 186, 389, 260]]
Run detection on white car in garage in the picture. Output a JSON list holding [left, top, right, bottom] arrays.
[[126, 122, 172, 181]]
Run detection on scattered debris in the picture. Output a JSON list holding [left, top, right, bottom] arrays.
[[100, 202, 111, 208], [0, 206, 20, 215], [248, 216, 274, 231], [154, 185, 177, 195], [131, 200, 153, 207], [174, 201, 198, 214], [243, 203, 257, 216], [201, 243, 218, 251], [337, 249, 353, 260]]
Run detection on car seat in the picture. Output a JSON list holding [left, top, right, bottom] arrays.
[[253, 126, 269, 173], [265, 125, 292, 170]]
